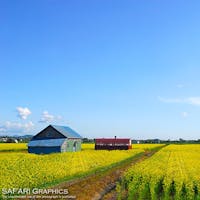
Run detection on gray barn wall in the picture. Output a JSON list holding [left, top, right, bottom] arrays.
[[61, 139, 82, 152]]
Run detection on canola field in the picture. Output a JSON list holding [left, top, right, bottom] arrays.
[[118, 144, 200, 200], [0, 143, 165, 152], [132, 143, 165, 150], [81, 143, 165, 151], [0, 144, 145, 194], [0, 143, 27, 152]]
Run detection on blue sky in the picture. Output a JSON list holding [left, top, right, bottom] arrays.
[[1, 1, 200, 139]]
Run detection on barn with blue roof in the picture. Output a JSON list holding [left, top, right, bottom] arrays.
[[28, 125, 82, 154]]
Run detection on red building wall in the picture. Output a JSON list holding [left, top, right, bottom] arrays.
[[95, 138, 132, 150]]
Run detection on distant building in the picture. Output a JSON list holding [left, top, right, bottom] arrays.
[[28, 125, 82, 154], [95, 137, 132, 150], [0, 137, 8, 142]]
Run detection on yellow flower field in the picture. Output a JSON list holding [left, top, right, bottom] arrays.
[[132, 143, 165, 150], [0, 143, 27, 151], [119, 144, 200, 200], [0, 148, 144, 194], [0, 143, 165, 152], [81, 143, 165, 151]]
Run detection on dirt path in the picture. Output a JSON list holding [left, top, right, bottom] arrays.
[[50, 150, 159, 200]]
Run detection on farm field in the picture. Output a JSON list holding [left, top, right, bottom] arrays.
[[118, 144, 200, 200], [82, 143, 165, 151], [0, 143, 27, 152], [0, 143, 166, 199], [0, 145, 147, 197], [0, 143, 165, 152], [132, 143, 165, 150]]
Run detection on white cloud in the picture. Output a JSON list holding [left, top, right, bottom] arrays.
[[158, 96, 183, 103], [0, 121, 34, 135], [16, 107, 31, 120], [57, 115, 63, 120], [39, 111, 54, 123], [176, 84, 184, 88], [39, 111, 62, 123], [187, 97, 200, 106], [158, 96, 200, 106], [181, 112, 188, 118]]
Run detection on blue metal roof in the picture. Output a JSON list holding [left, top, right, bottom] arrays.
[[28, 138, 66, 147], [51, 125, 82, 138]]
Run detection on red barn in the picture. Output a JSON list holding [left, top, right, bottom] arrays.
[[95, 137, 132, 150]]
